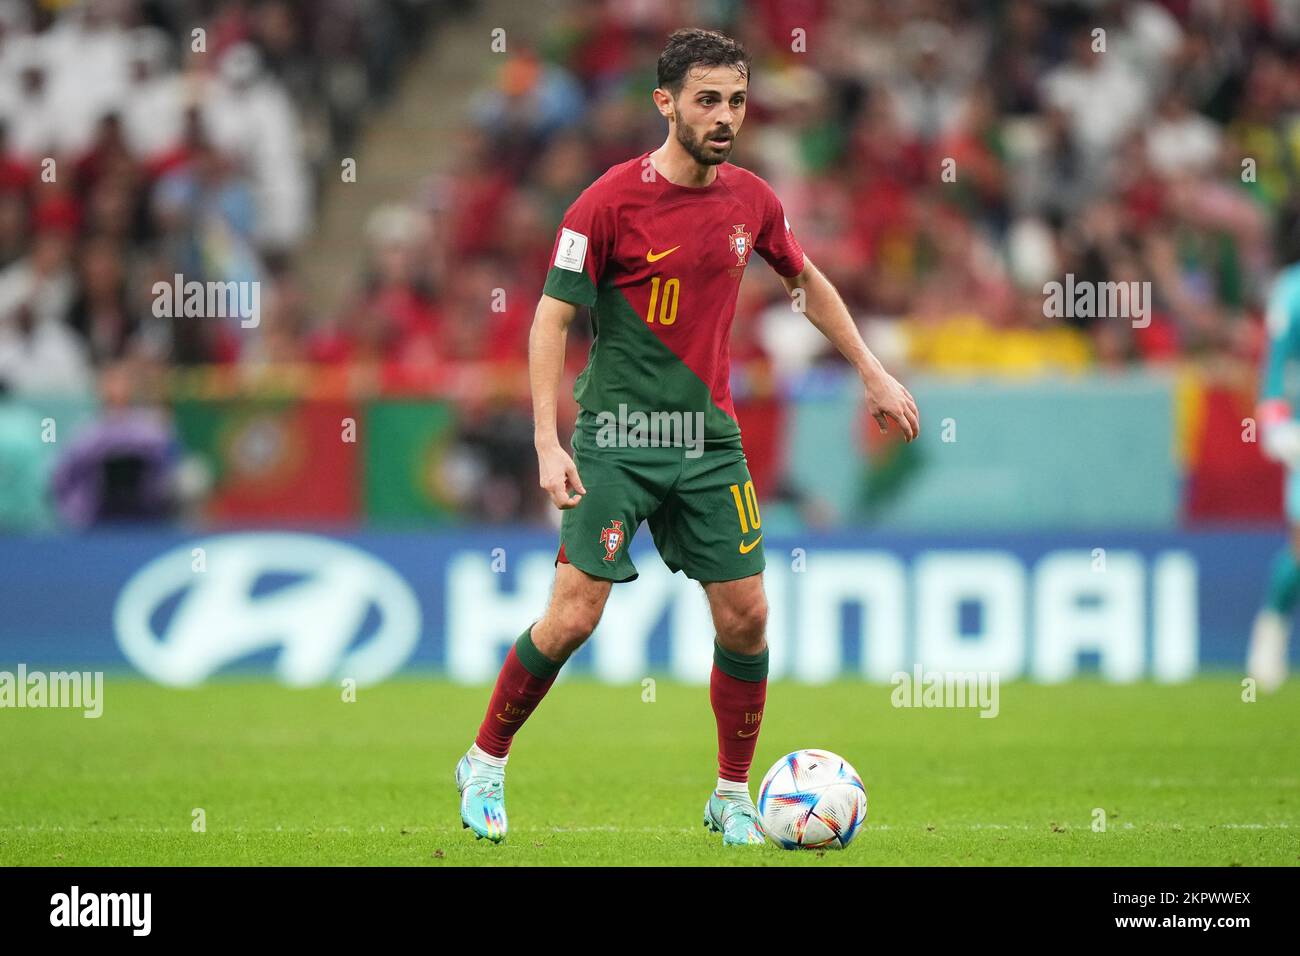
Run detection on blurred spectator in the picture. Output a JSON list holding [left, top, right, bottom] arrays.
[[0, 229, 92, 395], [1146, 89, 1222, 176], [0, 299, 93, 397], [121, 26, 184, 160], [63, 235, 137, 364], [0, 387, 50, 530], [469, 46, 587, 173], [1040, 25, 1149, 165], [202, 42, 309, 251], [49, 361, 183, 528]]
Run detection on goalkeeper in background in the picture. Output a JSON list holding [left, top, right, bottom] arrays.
[[1250, 217, 1300, 692]]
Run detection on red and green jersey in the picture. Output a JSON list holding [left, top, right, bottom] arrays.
[[542, 151, 805, 448]]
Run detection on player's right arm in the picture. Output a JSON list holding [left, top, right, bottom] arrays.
[[532, 177, 612, 510], [531, 293, 587, 510]]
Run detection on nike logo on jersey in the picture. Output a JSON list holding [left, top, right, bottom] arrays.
[[646, 246, 680, 262], [739, 534, 763, 555]]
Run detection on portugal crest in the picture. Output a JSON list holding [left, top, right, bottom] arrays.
[[600, 519, 624, 562], [728, 224, 753, 266]]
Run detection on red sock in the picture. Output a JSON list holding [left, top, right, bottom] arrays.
[[474, 632, 562, 758], [710, 664, 767, 783]]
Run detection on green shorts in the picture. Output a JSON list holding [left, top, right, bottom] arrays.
[[557, 414, 766, 583]]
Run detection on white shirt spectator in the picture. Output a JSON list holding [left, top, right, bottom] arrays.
[[40, 11, 132, 155], [1113, 0, 1184, 85], [0, 316, 93, 397], [121, 27, 187, 159], [0, 252, 74, 328], [1146, 108, 1222, 176], [202, 44, 311, 249], [1041, 55, 1149, 156], [0, 35, 58, 160]]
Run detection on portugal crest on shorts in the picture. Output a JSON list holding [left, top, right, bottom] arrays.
[[600, 519, 624, 562], [728, 224, 753, 266]]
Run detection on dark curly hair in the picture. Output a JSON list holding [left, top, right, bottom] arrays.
[[656, 28, 750, 96]]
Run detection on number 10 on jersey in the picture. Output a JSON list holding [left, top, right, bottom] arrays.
[[645, 276, 680, 325]]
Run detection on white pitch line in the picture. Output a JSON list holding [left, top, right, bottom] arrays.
[[0, 822, 1294, 834]]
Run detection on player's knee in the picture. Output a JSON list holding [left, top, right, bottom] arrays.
[[550, 602, 603, 651], [716, 597, 767, 650]]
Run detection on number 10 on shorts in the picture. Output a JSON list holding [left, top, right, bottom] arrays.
[[729, 481, 761, 533]]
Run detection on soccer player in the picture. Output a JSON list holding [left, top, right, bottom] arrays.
[[1249, 252, 1300, 693], [455, 28, 920, 844]]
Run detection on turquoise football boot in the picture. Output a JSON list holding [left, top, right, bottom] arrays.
[[455, 751, 507, 843], [704, 789, 767, 846]]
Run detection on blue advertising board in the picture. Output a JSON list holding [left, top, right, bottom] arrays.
[[0, 528, 1287, 684]]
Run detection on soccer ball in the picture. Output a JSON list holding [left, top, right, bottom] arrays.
[[757, 749, 867, 849]]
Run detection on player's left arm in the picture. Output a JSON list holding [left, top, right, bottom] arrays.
[[780, 258, 920, 441]]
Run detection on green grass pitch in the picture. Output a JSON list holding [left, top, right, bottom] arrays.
[[1, 677, 1296, 866]]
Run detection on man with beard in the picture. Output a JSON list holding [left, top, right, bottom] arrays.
[[454, 28, 919, 846]]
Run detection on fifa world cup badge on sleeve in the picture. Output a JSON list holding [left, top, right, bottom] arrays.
[[555, 228, 588, 272]]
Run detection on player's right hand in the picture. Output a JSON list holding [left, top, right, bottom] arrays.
[[537, 442, 586, 509], [865, 369, 920, 442]]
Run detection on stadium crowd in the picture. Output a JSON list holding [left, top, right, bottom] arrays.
[[0, 0, 435, 395], [426, 0, 1296, 378], [1, 0, 1296, 525]]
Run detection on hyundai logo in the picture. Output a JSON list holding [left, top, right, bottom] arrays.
[[114, 534, 422, 686]]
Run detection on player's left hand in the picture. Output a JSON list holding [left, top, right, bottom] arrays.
[[865, 370, 920, 441]]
